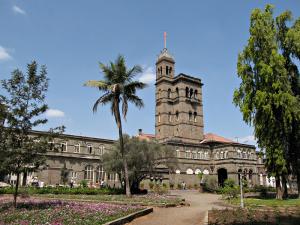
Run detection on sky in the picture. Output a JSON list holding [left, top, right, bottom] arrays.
[[0, 0, 299, 146]]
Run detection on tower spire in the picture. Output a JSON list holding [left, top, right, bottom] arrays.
[[164, 32, 167, 49]]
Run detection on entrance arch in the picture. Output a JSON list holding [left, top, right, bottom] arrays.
[[217, 168, 228, 187]]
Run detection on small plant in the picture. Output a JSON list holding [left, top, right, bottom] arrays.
[[177, 183, 181, 189], [149, 181, 154, 190], [169, 183, 174, 189], [80, 180, 88, 188]]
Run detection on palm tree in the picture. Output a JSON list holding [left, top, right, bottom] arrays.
[[84, 55, 146, 197]]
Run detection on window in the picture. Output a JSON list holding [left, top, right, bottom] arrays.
[[95, 166, 105, 183], [168, 88, 171, 98], [237, 150, 242, 158], [99, 146, 105, 155], [175, 169, 181, 174], [168, 112, 172, 122], [109, 173, 115, 182], [166, 66, 169, 75], [220, 151, 224, 159], [186, 168, 193, 175], [169, 67, 172, 75], [176, 111, 179, 121], [70, 171, 77, 179], [203, 169, 209, 175], [204, 151, 208, 159], [195, 169, 202, 175], [88, 145, 93, 154], [189, 89, 193, 98], [49, 142, 54, 151], [216, 152, 219, 159], [192, 151, 197, 159], [176, 87, 179, 97], [193, 112, 197, 122], [189, 111, 192, 121], [185, 151, 191, 159], [158, 113, 161, 123], [61, 142, 67, 152], [194, 90, 198, 99], [176, 150, 180, 158], [224, 151, 228, 159], [84, 165, 93, 180], [74, 144, 80, 153], [186, 87, 189, 97]]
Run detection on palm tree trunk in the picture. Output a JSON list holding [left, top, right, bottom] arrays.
[[115, 102, 131, 197]]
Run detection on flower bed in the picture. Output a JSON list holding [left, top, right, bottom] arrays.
[[0, 197, 143, 225], [208, 208, 300, 225]]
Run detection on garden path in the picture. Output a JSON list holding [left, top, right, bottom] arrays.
[[128, 190, 224, 225]]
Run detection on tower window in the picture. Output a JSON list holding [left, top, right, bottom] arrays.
[[186, 87, 189, 97], [158, 113, 161, 123], [194, 90, 198, 99], [166, 66, 169, 75], [88, 145, 93, 154], [194, 112, 197, 122], [176, 111, 179, 121], [176, 87, 179, 97], [168, 112, 172, 122], [160, 66, 162, 75], [168, 88, 171, 98], [169, 67, 172, 75], [190, 89, 193, 98], [189, 111, 192, 121]]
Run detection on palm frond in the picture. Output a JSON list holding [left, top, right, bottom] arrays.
[[126, 65, 143, 81], [92, 92, 114, 113], [99, 63, 114, 83], [84, 80, 109, 91], [124, 81, 147, 95], [126, 94, 144, 109], [122, 96, 128, 120]]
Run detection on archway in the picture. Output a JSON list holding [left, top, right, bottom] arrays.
[[217, 168, 228, 187]]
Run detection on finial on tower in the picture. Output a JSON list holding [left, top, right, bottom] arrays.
[[164, 32, 167, 49]]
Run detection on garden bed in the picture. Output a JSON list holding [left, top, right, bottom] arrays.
[[33, 193, 183, 207], [0, 196, 144, 225], [208, 208, 300, 225]]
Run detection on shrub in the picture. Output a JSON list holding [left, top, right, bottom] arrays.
[[169, 183, 174, 189], [203, 176, 218, 192], [223, 178, 235, 188], [177, 183, 181, 189], [139, 182, 144, 190], [80, 180, 88, 188], [153, 184, 168, 195], [149, 181, 154, 190], [194, 183, 199, 189]]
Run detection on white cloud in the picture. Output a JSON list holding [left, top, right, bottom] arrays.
[[238, 135, 257, 145], [45, 109, 65, 118], [139, 67, 156, 84], [0, 46, 12, 61], [12, 5, 26, 15]]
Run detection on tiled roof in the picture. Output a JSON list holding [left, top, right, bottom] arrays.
[[136, 133, 156, 141], [200, 133, 236, 144]]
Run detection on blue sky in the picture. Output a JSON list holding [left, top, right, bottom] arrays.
[[1, 1, 299, 145]]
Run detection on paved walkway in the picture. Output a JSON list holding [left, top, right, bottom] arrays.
[[127, 190, 224, 225]]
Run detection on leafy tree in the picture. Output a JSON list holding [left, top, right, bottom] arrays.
[[84, 55, 146, 197], [102, 135, 177, 193], [234, 5, 300, 199], [0, 61, 64, 207]]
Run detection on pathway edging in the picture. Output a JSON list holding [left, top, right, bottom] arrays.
[[104, 207, 153, 225]]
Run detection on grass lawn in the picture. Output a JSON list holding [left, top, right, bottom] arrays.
[[32, 193, 183, 206], [230, 197, 300, 208], [0, 196, 144, 225]]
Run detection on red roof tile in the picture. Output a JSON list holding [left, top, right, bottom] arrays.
[[201, 133, 235, 144]]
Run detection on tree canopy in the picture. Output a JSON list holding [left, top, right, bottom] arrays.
[[234, 5, 300, 199]]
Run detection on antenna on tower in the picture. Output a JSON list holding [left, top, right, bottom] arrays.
[[164, 32, 167, 49]]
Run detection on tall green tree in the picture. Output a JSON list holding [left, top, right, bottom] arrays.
[[84, 55, 146, 197], [233, 5, 300, 199], [102, 135, 177, 193], [0, 61, 64, 207]]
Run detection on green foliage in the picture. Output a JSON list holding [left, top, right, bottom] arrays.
[[224, 178, 235, 188], [203, 176, 218, 192], [153, 183, 168, 195], [84, 55, 147, 196], [169, 183, 174, 189], [149, 182, 154, 190], [80, 180, 88, 188], [234, 4, 300, 198], [0, 186, 124, 195], [102, 136, 177, 192], [220, 179, 240, 201]]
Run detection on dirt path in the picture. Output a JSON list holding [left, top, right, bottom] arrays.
[[127, 190, 224, 225]]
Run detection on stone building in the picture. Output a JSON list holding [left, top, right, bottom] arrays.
[[4, 45, 268, 188]]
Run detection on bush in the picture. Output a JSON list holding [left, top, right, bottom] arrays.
[[139, 182, 144, 190], [169, 183, 174, 190], [177, 183, 181, 190], [80, 180, 88, 188], [203, 176, 218, 192], [153, 183, 168, 195], [149, 181, 154, 190], [223, 178, 235, 188]]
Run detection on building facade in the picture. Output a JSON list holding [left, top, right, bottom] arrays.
[[4, 46, 268, 188]]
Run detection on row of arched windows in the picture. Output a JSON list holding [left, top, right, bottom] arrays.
[[215, 151, 228, 159], [175, 168, 210, 175], [157, 66, 173, 76], [157, 87, 198, 99], [84, 165, 106, 182], [158, 111, 197, 123]]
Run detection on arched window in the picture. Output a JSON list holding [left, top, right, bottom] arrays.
[[194, 90, 198, 99], [189, 111, 192, 121], [95, 166, 105, 183], [195, 169, 202, 175], [186, 87, 189, 97], [193, 112, 197, 122], [168, 88, 171, 98], [190, 89, 193, 98], [216, 152, 219, 159], [160, 66, 162, 75], [84, 165, 93, 180], [169, 67, 172, 75], [186, 168, 194, 175], [166, 66, 169, 75], [203, 169, 209, 175], [168, 112, 172, 122], [176, 87, 179, 97], [175, 169, 181, 174], [176, 111, 179, 121], [249, 169, 253, 181]]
